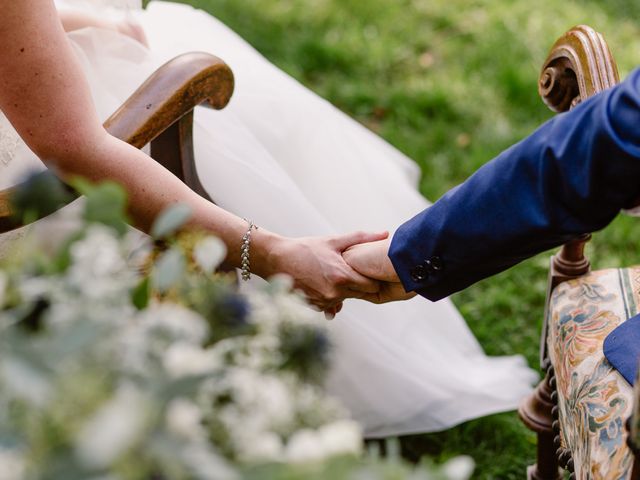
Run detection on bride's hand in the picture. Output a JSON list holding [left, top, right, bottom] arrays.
[[257, 231, 389, 311], [116, 17, 149, 47], [343, 238, 416, 304], [57, 9, 149, 47]]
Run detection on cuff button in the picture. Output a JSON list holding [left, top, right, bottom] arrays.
[[410, 264, 429, 282], [428, 256, 443, 272]]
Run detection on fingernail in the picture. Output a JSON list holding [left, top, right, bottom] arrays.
[[324, 312, 335, 321]]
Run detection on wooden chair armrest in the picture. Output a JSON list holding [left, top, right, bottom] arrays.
[[539, 25, 618, 113], [520, 27, 628, 480], [538, 25, 620, 366], [628, 382, 640, 479], [104, 52, 233, 148], [0, 52, 234, 233]]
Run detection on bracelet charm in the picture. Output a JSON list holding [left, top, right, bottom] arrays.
[[241, 219, 258, 281]]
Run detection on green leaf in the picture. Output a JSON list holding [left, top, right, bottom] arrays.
[[10, 171, 73, 224], [131, 277, 151, 310], [157, 373, 216, 402], [49, 230, 85, 274], [72, 179, 130, 235], [151, 248, 185, 293], [193, 236, 227, 273], [150, 204, 192, 240]]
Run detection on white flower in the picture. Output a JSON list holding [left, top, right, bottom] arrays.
[[0, 447, 26, 480], [124, 231, 153, 271], [282, 420, 361, 464], [284, 429, 326, 463], [268, 274, 294, 292], [248, 283, 320, 334], [166, 398, 205, 441], [317, 420, 363, 457], [0, 272, 7, 310], [441, 456, 475, 480], [67, 225, 135, 299], [163, 342, 219, 378], [181, 443, 238, 480], [18, 277, 53, 304], [292, 384, 348, 427], [194, 236, 227, 273], [30, 200, 84, 256], [237, 432, 283, 463], [75, 383, 148, 468], [227, 370, 294, 428], [0, 358, 51, 407], [136, 302, 209, 345], [220, 334, 281, 371], [274, 293, 318, 325]]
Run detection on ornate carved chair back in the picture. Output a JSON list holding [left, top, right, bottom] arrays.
[[536, 24, 619, 367], [518, 25, 640, 480]]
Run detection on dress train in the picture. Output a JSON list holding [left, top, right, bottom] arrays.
[[11, 0, 538, 437]]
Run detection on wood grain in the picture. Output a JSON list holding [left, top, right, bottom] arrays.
[[0, 52, 234, 233]]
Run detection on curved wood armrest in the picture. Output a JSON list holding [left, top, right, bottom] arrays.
[[0, 52, 234, 233], [538, 25, 619, 366], [540, 25, 620, 283], [539, 25, 619, 113], [104, 52, 233, 147]]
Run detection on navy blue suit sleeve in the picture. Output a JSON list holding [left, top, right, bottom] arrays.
[[389, 67, 640, 301]]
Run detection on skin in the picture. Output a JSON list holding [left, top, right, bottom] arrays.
[[58, 9, 149, 46], [343, 238, 416, 303], [0, 0, 387, 312]]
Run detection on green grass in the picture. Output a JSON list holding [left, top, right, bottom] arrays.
[[161, 0, 640, 477]]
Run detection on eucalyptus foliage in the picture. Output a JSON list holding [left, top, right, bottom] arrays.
[[0, 177, 472, 480]]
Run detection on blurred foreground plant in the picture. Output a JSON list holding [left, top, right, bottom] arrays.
[[0, 174, 473, 480]]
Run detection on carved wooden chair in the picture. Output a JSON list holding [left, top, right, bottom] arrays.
[[0, 51, 234, 233], [518, 25, 640, 480]]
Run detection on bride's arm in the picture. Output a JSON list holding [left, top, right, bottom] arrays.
[[0, 0, 383, 310], [58, 8, 148, 45]]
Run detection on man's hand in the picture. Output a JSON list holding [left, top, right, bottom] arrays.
[[343, 238, 416, 304]]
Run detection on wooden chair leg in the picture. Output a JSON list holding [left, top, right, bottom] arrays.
[[626, 416, 640, 480], [631, 458, 640, 480], [518, 368, 563, 480], [150, 111, 212, 202], [520, 236, 591, 480]]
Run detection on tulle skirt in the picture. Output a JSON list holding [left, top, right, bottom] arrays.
[[22, 0, 538, 437]]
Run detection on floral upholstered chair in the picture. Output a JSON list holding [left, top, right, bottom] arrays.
[[518, 26, 640, 480]]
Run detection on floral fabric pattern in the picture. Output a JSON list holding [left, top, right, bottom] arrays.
[[548, 267, 640, 479], [632, 369, 640, 459]]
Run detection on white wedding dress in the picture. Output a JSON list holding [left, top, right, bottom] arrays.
[[0, 0, 538, 438]]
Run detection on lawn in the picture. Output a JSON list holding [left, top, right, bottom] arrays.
[[163, 0, 640, 477]]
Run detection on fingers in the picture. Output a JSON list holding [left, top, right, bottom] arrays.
[[342, 268, 381, 294], [324, 302, 344, 320], [331, 230, 389, 252], [357, 282, 416, 304], [342, 240, 399, 283], [306, 288, 345, 313], [309, 298, 342, 319], [119, 14, 149, 46]]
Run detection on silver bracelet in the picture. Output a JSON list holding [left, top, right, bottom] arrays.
[[240, 219, 258, 281]]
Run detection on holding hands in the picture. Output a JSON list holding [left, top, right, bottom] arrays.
[[259, 231, 389, 315], [262, 232, 414, 317], [343, 238, 416, 304]]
